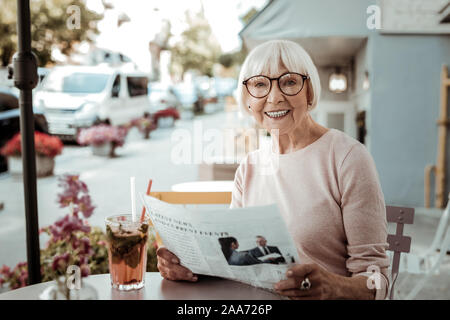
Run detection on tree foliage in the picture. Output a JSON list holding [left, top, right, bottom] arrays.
[[170, 10, 221, 78], [0, 0, 103, 67], [216, 6, 260, 70], [239, 7, 259, 26]]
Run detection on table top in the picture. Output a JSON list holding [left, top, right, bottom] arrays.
[[0, 272, 281, 300], [171, 180, 234, 192]]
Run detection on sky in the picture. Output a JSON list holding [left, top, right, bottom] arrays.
[[85, 0, 268, 72]]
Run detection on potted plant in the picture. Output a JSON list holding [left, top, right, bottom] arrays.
[[0, 174, 158, 298], [153, 107, 180, 128], [0, 132, 63, 177], [130, 113, 157, 139], [77, 125, 128, 157]]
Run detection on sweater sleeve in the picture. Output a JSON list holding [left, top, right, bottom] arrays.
[[338, 143, 391, 300], [230, 156, 247, 209]]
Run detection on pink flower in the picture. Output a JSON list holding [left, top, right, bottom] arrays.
[[77, 124, 128, 146], [78, 237, 92, 255], [18, 271, 28, 287], [49, 214, 91, 241], [96, 240, 106, 246], [80, 264, 90, 277], [0, 265, 10, 275], [52, 253, 70, 271], [56, 174, 96, 218], [79, 255, 89, 266], [77, 195, 95, 219]]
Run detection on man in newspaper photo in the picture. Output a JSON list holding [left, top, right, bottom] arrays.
[[248, 236, 286, 264]]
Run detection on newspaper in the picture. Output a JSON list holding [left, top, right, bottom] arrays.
[[139, 193, 301, 291]]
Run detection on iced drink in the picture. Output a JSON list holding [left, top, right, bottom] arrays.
[[105, 214, 149, 290]]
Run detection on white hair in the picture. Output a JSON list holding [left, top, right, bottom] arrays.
[[237, 40, 321, 113]]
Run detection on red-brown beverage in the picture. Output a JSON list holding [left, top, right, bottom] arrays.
[[105, 214, 149, 290]]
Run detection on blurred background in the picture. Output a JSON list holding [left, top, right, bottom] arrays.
[[0, 0, 449, 298]]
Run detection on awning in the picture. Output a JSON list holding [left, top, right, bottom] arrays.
[[239, 0, 373, 66]]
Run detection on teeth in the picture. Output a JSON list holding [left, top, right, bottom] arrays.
[[266, 110, 289, 118]]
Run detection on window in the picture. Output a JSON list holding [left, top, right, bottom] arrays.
[[111, 75, 121, 98], [0, 93, 18, 111], [127, 76, 148, 97], [42, 72, 110, 94]]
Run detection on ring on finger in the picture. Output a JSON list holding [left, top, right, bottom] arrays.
[[300, 277, 311, 291]]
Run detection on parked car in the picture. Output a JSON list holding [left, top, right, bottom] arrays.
[[214, 77, 237, 97], [193, 76, 221, 113], [172, 82, 201, 113], [34, 65, 150, 140], [0, 86, 48, 173], [148, 82, 180, 113]]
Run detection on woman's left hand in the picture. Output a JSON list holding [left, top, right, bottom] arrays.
[[274, 263, 340, 300]]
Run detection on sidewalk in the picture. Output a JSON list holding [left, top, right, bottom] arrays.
[[393, 209, 450, 299]]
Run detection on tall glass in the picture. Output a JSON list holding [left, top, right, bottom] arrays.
[[105, 214, 149, 291]]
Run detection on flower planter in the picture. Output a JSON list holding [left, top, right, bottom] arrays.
[[7, 155, 55, 177], [91, 142, 115, 157], [143, 130, 151, 139]]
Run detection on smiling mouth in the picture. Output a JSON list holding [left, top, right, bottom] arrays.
[[264, 110, 290, 118]]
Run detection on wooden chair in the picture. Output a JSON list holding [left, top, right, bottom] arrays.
[[393, 194, 450, 300], [143, 191, 232, 246], [148, 191, 231, 205], [385, 205, 415, 300]]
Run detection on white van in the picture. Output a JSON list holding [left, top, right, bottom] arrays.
[[34, 65, 150, 139]]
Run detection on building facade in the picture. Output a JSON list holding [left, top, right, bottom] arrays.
[[240, 0, 450, 207]]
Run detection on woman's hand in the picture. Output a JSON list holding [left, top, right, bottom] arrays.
[[274, 263, 376, 300], [156, 246, 198, 282]]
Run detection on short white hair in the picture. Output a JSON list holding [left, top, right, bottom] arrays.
[[237, 40, 321, 113]]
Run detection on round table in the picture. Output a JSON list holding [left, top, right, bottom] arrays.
[[171, 180, 234, 192], [0, 272, 281, 300]]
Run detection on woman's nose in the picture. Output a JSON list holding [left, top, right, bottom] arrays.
[[266, 80, 285, 104]]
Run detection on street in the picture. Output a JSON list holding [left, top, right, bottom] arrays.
[[0, 110, 240, 268]]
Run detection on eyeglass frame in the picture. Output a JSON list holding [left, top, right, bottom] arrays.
[[242, 72, 309, 98]]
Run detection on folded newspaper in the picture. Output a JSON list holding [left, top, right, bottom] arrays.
[[140, 193, 301, 291]]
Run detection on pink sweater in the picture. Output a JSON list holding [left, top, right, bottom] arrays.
[[230, 129, 390, 299]]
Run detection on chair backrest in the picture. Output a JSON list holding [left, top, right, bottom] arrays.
[[149, 191, 232, 205], [386, 205, 415, 300]]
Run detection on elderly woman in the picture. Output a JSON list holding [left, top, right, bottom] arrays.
[[156, 40, 390, 300]]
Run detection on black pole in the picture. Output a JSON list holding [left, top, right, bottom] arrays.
[[12, 0, 41, 284]]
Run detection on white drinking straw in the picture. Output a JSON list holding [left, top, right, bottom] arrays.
[[130, 176, 137, 222]]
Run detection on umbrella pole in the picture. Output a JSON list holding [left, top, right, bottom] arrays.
[[13, 0, 41, 284]]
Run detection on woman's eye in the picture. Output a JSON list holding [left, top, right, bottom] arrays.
[[284, 80, 296, 86], [255, 82, 266, 87]]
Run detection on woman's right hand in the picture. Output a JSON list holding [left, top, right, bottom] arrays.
[[156, 246, 198, 282]]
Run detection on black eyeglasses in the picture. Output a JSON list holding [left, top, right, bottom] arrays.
[[242, 72, 309, 98]]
